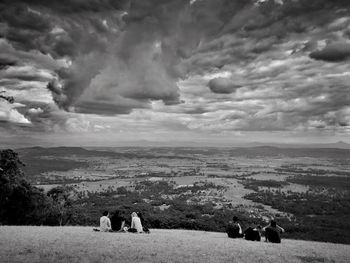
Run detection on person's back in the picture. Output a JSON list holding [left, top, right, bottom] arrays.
[[265, 221, 283, 243], [111, 210, 125, 231], [100, 211, 111, 232], [227, 223, 241, 238], [138, 212, 150, 234], [130, 212, 143, 233], [265, 226, 281, 243], [244, 227, 261, 241], [226, 216, 243, 238]]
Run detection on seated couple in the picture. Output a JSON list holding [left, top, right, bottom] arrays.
[[96, 210, 150, 233], [226, 216, 284, 243]]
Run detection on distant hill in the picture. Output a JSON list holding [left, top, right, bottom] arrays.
[[88, 140, 350, 149], [228, 146, 350, 159], [247, 141, 350, 149], [4, 140, 350, 149], [17, 146, 118, 157], [1, 226, 349, 263], [3, 145, 349, 178], [13, 145, 350, 160], [16, 146, 196, 159], [14, 146, 197, 177]]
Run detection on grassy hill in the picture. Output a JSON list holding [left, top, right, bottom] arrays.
[[0, 226, 349, 263]]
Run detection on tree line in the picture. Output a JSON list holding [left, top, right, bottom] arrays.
[[0, 149, 70, 226]]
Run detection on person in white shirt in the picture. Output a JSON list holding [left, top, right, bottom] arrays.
[[128, 212, 143, 233], [100, 211, 112, 232]]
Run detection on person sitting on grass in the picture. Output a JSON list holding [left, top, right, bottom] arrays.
[[138, 212, 150, 234], [264, 220, 284, 243], [244, 225, 262, 241], [100, 210, 112, 232], [226, 216, 244, 238], [128, 212, 143, 233], [255, 225, 263, 239], [93, 211, 112, 232], [111, 210, 126, 232]]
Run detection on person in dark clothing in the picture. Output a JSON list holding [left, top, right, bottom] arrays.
[[264, 220, 284, 243], [110, 210, 125, 232], [226, 216, 244, 238], [138, 212, 150, 234], [244, 225, 261, 241]]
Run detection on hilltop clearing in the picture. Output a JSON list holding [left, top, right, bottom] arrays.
[[0, 226, 349, 263]]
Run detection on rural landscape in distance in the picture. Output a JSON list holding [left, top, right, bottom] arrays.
[[17, 144, 350, 244], [1, 0, 350, 262]]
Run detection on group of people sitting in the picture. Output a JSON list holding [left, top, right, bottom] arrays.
[[226, 216, 285, 243], [95, 211, 283, 243], [94, 210, 150, 233]]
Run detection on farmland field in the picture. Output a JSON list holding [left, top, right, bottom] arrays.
[[14, 146, 350, 244]]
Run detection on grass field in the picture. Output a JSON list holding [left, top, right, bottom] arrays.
[[0, 226, 349, 263]]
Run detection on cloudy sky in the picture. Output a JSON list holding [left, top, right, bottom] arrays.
[[0, 0, 350, 147]]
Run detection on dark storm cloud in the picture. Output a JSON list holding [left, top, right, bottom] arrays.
[[0, 0, 122, 115], [1, 5, 51, 32], [208, 77, 241, 94], [0, 40, 61, 70], [189, 0, 350, 71], [0, 0, 263, 117], [48, 52, 107, 111], [0, 0, 129, 13], [46, 79, 67, 108], [34, 0, 204, 115], [0, 4, 53, 52], [74, 100, 145, 115], [309, 42, 350, 62], [0, 56, 17, 70], [1, 0, 350, 139], [0, 67, 53, 82], [0, 0, 279, 116], [46, 0, 198, 114]]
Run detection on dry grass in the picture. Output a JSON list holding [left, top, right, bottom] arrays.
[[0, 226, 349, 263]]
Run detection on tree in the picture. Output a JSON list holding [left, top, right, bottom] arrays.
[[0, 149, 59, 225], [0, 149, 26, 223], [47, 186, 73, 226]]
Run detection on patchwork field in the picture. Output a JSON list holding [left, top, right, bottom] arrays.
[[13, 146, 350, 244]]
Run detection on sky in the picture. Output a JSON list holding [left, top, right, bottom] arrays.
[[0, 0, 350, 147]]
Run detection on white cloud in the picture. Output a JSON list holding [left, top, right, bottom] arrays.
[[28, 107, 44, 114], [0, 101, 30, 124], [64, 117, 90, 133]]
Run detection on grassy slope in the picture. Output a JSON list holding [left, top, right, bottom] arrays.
[[0, 226, 349, 263]]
